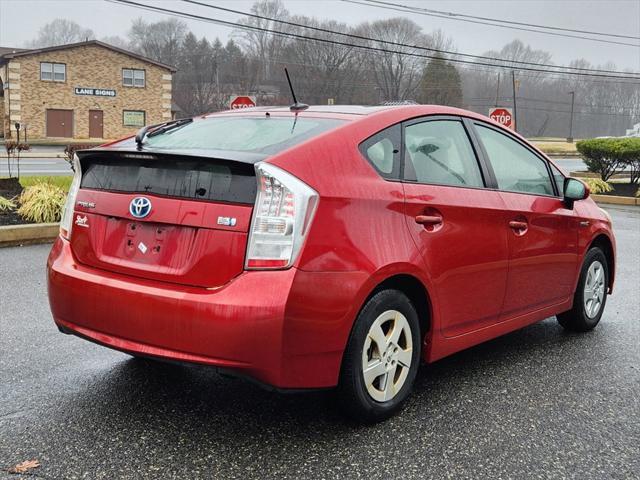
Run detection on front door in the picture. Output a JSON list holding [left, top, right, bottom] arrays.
[[89, 110, 103, 138], [46, 109, 73, 138], [401, 117, 509, 337], [472, 122, 579, 319]]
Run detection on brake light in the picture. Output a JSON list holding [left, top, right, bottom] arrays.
[[59, 154, 82, 240], [245, 163, 318, 270]]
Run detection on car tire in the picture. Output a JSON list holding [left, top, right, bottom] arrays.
[[557, 247, 609, 332], [338, 289, 421, 423]]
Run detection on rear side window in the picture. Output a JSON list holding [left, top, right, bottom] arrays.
[[80, 155, 257, 204], [403, 120, 484, 188], [145, 117, 345, 155], [475, 124, 554, 196], [359, 124, 401, 179]]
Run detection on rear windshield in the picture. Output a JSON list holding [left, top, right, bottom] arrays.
[[144, 116, 345, 154], [80, 155, 257, 204]]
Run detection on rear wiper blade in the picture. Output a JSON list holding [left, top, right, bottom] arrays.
[[134, 118, 193, 150], [147, 118, 193, 138]]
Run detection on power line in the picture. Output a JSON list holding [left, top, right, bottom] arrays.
[[344, 0, 640, 48], [107, 0, 640, 83], [361, 0, 640, 41], [183, 0, 640, 77]]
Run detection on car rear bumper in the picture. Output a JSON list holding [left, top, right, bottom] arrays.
[[47, 237, 363, 389]]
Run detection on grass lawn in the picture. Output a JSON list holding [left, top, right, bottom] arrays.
[[530, 140, 578, 155], [19, 176, 73, 192]]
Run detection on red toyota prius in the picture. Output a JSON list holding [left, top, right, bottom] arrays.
[[47, 105, 615, 421]]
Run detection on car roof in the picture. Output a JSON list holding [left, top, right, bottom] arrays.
[[207, 104, 492, 122]]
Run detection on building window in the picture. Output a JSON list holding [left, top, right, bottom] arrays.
[[40, 62, 66, 82], [123, 68, 145, 87], [123, 110, 146, 127]]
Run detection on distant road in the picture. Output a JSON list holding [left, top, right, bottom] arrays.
[[554, 158, 587, 174], [0, 157, 72, 176]]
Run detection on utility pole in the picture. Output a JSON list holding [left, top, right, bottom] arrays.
[[568, 91, 575, 143], [495, 72, 500, 107], [511, 70, 518, 133]]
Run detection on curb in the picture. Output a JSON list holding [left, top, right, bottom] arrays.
[[0, 223, 59, 247], [592, 194, 640, 206]]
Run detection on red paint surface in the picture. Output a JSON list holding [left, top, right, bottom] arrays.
[[48, 105, 616, 389]]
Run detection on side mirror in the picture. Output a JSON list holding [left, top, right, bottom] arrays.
[[564, 177, 589, 208]]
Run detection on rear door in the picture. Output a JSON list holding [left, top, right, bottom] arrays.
[[471, 122, 579, 318], [71, 151, 257, 288], [400, 116, 510, 337]]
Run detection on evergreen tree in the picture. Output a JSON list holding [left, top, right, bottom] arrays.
[[418, 55, 463, 107]]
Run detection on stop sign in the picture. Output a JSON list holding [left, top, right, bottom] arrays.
[[489, 107, 514, 130], [229, 95, 256, 109]]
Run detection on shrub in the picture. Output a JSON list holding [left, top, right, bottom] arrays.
[[576, 137, 640, 182], [583, 178, 613, 194], [20, 176, 72, 192], [17, 183, 66, 223], [0, 196, 16, 212]]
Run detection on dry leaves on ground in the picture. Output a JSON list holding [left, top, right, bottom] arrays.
[[8, 459, 40, 474]]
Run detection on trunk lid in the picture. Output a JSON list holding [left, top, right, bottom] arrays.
[[70, 151, 257, 288]]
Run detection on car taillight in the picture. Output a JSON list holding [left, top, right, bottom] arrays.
[[245, 163, 318, 270], [59, 154, 82, 240]]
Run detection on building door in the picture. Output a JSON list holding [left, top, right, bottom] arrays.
[[46, 109, 73, 138], [89, 110, 104, 138]]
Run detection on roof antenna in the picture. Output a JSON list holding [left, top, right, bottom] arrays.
[[285, 68, 308, 112]]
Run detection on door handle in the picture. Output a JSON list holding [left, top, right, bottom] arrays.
[[508, 220, 528, 230], [508, 220, 528, 236], [415, 215, 443, 226]]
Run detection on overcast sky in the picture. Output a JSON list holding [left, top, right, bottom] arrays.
[[1, 0, 639, 70]]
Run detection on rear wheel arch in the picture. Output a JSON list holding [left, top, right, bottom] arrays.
[[365, 274, 432, 344]]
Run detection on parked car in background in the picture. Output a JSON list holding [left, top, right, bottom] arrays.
[[47, 105, 615, 421]]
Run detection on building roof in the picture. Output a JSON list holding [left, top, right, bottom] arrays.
[[0, 46, 27, 57], [0, 40, 176, 72]]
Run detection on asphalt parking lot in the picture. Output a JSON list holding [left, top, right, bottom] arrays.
[[1, 205, 638, 479]]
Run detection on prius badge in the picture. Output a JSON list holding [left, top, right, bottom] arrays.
[[130, 197, 152, 218]]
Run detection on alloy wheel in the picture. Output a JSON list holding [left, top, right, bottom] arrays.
[[583, 260, 605, 318], [361, 310, 413, 402]]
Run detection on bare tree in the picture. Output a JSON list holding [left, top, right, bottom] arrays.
[[26, 19, 95, 48], [356, 18, 428, 102], [234, 0, 290, 85], [279, 16, 366, 104], [100, 35, 130, 50], [128, 17, 187, 66]]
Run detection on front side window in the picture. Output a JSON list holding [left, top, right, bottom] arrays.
[[359, 124, 401, 179], [403, 120, 484, 188], [40, 62, 65, 82], [475, 124, 555, 196], [123, 68, 145, 87], [549, 162, 565, 197]]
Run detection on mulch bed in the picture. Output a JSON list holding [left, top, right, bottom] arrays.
[[0, 177, 29, 227], [598, 183, 639, 198]]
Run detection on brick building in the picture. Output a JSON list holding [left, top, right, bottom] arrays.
[[0, 40, 176, 140]]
